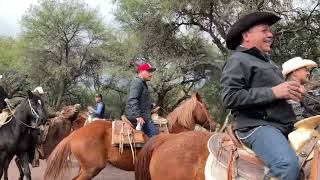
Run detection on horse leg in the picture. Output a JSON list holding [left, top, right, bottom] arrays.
[[3, 154, 14, 180], [0, 152, 7, 180], [15, 157, 24, 180], [17, 153, 32, 180], [71, 145, 106, 180], [73, 166, 105, 180]]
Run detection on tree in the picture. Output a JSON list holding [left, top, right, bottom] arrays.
[[21, 0, 108, 109], [114, 0, 320, 125], [0, 37, 24, 73]]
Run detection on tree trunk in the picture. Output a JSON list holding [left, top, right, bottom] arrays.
[[54, 80, 67, 110], [156, 91, 168, 116]]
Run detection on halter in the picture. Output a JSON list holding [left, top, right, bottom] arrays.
[[28, 99, 41, 127]]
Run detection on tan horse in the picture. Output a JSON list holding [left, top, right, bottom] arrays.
[[44, 92, 216, 180], [135, 127, 320, 180]]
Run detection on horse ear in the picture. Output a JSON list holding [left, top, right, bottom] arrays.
[[191, 91, 202, 103], [27, 90, 34, 99]]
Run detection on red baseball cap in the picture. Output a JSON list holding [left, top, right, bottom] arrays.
[[137, 63, 156, 73]]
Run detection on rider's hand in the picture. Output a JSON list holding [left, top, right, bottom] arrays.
[[4, 98, 9, 103], [136, 117, 145, 126], [87, 106, 92, 111], [271, 81, 304, 101]]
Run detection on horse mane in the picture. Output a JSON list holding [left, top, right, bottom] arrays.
[[167, 97, 197, 129]]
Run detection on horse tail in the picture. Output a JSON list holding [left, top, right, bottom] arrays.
[[135, 134, 171, 180], [44, 136, 71, 180]]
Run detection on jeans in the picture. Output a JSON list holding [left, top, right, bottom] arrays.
[[236, 125, 299, 180], [142, 120, 159, 137]]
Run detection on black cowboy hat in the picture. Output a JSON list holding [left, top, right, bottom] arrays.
[[226, 11, 281, 50]]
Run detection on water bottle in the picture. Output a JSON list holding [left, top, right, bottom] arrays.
[[136, 122, 142, 131]]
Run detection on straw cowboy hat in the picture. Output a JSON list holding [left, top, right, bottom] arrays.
[[282, 57, 317, 78], [32, 86, 47, 95], [226, 11, 281, 50]]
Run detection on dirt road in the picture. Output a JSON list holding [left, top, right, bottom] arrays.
[[7, 159, 134, 180]]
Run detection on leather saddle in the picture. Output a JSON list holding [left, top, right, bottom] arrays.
[[207, 126, 265, 179], [0, 108, 13, 128], [111, 115, 145, 147], [207, 125, 319, 180]]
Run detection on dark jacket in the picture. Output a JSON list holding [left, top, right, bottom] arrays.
[[125, 77, 151, 124], [0, 86, 8, 110], [220, 47, 296, 135]]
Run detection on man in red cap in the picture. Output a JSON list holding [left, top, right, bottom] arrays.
[[125, 62, 159, 137], [221, 12, 302, 180]]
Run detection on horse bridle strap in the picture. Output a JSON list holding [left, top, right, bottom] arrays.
[[28, 99, 40, 123]]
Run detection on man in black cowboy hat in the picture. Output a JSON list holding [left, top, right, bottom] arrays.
[[221, 12, 302, 180]]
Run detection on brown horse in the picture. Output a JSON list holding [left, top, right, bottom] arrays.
[[135, 130, 320, 180], [42, 104, 82, 158], [44, 92, 216, 180], [135, 131, 212, 180]]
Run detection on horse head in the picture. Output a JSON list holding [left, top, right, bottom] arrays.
[[170, 91, 216, 132], [59, 104, 81, 121], [191, 92, 216, 131], [24, 90, 48, 127]]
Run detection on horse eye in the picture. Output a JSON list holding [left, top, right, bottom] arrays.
[[38, 100, 42, 105]]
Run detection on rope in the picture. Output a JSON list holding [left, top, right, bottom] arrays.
[[119, 122, 124, 155], [0, 101, 16, 126], [127, 129, 135, 164], [6, 99, 42, 129], [0, 115, 13, 126]]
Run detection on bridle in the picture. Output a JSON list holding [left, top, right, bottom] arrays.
[[7, 98, 42, 129]]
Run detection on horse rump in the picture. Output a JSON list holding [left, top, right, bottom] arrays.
[[135, 134, 172, 180]]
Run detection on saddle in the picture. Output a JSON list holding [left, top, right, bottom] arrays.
[[206, 122, 320, 180], [151, 112, 169, 134], [0, 108, 13, 128], [111, 115, 145, 147]]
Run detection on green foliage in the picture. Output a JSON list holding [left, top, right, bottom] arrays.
[[0, 37, 24, 73], [20, 0, 108, 109], [0, 0, 318, 125]]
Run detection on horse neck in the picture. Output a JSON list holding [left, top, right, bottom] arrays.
[[166, 113, 195, 133], [7, 100, 31, 137], [15, 100, 32, 122]]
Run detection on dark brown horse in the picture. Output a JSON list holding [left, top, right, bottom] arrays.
[[42, 104, 82, 158], [44, 92, 216, 180]]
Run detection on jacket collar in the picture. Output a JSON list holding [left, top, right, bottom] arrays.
[[236, 46, 270, 62], [136, 77, 148, 88]]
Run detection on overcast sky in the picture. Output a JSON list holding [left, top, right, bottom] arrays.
[[0, 0, 116, 37]]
